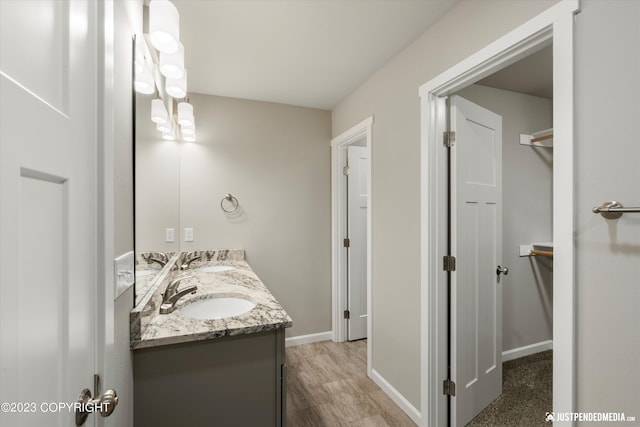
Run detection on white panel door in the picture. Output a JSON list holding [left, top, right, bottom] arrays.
[[450, 95, 503, 426], [347, 146, 368, 341], [1, 1, 98, 426]]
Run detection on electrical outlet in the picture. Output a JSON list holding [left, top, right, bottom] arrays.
[[166, 228, 175, 242], [185, 227, 194, 242]]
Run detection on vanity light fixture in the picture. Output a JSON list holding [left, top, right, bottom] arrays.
[[162, 132, 177, 141], [134, 62, 155, 94], [156, 121, 172, 133], [181, 124, 195, 136], [149, 0, 180, 54], [151, 99, 169, 124], [183, 132, 196, 142], [140, 0, 196, 142], [162, 124, 177, 141], [159, 41, 185, 79], [165, 69, 187, 99], [177, 101, 194, 126]]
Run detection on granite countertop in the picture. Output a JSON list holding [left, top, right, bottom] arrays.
[[130, 250, 292, 350]]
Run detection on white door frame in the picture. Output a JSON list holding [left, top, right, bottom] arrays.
[[97, 0, 113, 424], [331, 116, 373, 374], [419, 1, 580, 426]]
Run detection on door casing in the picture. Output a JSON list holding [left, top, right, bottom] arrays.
[[331, 116, 373, 374], [419, 1, 579, 425]]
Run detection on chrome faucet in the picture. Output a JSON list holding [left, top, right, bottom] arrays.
[[180, 252, 202, 270], [160, 275, 197, 314], [149, 257, 166, 267]]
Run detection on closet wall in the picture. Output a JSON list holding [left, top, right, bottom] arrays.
[[456, 84, 553, 353]]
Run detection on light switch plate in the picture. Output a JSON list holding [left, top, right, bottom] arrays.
[[166, 227, 175, 242], [114, 251, 134, 300], [185, 227, 194, 242]]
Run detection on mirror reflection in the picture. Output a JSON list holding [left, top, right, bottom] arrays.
[[134, 93, 181, 303], [134, 89, 331, 307]]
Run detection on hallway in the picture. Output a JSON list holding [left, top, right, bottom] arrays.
[[286, 340, 416, 426]]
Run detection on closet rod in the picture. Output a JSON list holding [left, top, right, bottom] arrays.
[[530, 133, 553, 143], [530, 249, 554, 257]]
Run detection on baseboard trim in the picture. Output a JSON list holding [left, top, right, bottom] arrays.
[[502, 340, 553, 362], [371, 369, 421, 425], [285, 331, 333, 347]]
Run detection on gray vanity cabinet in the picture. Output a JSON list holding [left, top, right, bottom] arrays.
[[133, 328, 286, 427]]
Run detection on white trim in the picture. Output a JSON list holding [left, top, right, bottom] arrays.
[[371, 369, 421, 425], [502, 340, 553, 362], [331, 116, 373, 377], [419, 1, 579, 426], [552, 11, 576, 420], [285, 331, 333, 347], [96, 0, 114, 395]]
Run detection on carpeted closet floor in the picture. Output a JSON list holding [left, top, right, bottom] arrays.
[[467, 350, 553, 426]]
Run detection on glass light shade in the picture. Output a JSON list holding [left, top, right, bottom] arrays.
[[183, 132, 196, 142], [166, 69, 187, 98], [151, 99, 169, 124], [134, 63, 155, 94], [181, 124, 195, 135], [162, 122, 176, 141], [149, 0, 180, 54], [177, 102, 194, 126], [159, 42, 184, 79], [156, 121, 171, 133], [162, 128, 176, 141]]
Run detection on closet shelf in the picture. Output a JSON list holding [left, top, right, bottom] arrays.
[[519, 242, 553, 257], [520, 128, 553, 147]]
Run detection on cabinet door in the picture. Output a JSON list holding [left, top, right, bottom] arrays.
[[134, 331, 280, 427]]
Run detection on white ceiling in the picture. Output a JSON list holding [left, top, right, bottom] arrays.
[[172, 0, 460, 110]]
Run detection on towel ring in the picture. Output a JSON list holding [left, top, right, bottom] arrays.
[[220, 194, 239, 213]]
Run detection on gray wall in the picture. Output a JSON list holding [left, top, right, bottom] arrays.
[[574, 0, 640, 419], [137, 93, 333, 338], [135, 94, 181, 253], [456, 84, 553, 353], [332, 0, 560, 409]]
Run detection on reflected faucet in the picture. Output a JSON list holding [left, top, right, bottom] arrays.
[[180, 252, 202, 270], [149, 252, 168, 268], [160, 275, 197, 314]]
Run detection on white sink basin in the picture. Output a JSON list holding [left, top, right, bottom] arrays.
[[195, 266, 235, 273], [179, 296, 256, 320]]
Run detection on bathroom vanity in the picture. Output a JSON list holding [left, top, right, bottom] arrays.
[[130, 250, 292, 427]]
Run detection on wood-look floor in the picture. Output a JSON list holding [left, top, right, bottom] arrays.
[[285, 340, 417, 427]]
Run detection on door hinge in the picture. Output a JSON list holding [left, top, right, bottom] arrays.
[[343, 166, 351, 176], [443, 130, 456, 147], [344, 310, 350, 319], [344, 238, 350, 248], [443, 379, 456, 396], [443, 255, 456, 272]]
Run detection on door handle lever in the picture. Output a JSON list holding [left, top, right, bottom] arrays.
[[496, 266, 509, 276], [75, 386, 118, 426]]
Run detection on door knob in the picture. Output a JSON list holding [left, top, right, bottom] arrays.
[[75, 386, 119, 426], [496, 266, 509, 276]]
